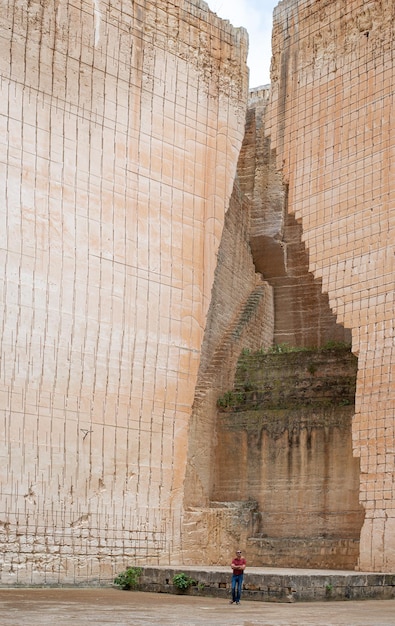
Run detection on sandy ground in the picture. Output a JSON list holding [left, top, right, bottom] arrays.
[[0, 588, 394, 625]]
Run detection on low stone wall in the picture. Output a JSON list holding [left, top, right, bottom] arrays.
[[136, 566, 395, 602]]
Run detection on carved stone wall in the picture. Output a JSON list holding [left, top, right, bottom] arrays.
[[182, 182, 274, 564], [0, 0, 248, 583], [2, 0, 395, 580], [240, 88, 351, 348], [212, 348, 364, 569], [180, 79, 357, 568], [267, 0, 395, 571]]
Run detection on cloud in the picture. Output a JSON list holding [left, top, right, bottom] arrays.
[[208, 0, 277, 86]]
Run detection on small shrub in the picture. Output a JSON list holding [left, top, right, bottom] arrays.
[[266, 343, 308, 354], [216, 390, 246, 410], [339, 397, 351, 405], [114, 566, 142, 590], [325, 582, 333, 596], [172, 572, 196, 590], [217, 391, 234, 409]]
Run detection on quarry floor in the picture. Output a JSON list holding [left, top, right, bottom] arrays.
[[0, 588, 394, 625]]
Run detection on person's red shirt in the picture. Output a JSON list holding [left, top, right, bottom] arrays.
[[231, 557, 246, 575]]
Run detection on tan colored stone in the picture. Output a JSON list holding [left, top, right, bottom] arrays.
[[267, 0, 395, 572], [0, 0, 248, 583]]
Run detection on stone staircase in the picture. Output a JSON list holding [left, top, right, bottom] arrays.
[[193, 284, 268, 405]]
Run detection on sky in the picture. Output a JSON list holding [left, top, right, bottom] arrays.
[[207, 0, 279, 87]]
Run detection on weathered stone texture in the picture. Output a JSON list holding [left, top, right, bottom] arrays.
[[211, 348, 364, 569], [2, 0, 395, 581], [182, 182, 274, 563], [137, 565, 395, 602], [267, 0, 395, 571], [0, 0, 248, 583], [241, 87, 351, 348]]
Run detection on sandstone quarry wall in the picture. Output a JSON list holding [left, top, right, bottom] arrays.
[[240, 87, 351, 348], [267, 0, 395, 571], [0, 0, 248, 583], [181, 182, 274, 564], [2, 0, 395, 581], [179, 73, 357, 568], [212, 347, 364, 569]]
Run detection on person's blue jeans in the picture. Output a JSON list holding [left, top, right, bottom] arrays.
[[231, 573, 244, 603]]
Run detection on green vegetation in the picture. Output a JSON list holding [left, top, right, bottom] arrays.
[[267, 343, 306, 354], [172, 572, 196, 590], [114, 566, 142, 590], [322, 340, 352, 350], [217, 340, 356, 413], [216, 390, 246, 410], [325, 582, 334, 596], [252, 341, 352, 356]]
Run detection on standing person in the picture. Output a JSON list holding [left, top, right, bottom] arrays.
[[230, 549, 246, 605]]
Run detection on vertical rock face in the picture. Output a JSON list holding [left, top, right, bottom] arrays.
[[182, 183, 274, 564], [212, 347, 364, 570], [240, 87, 351, 348], [2, 0, 394, 580], [267, 0, 395, 571], [181, 83, 353, 565], [0, 0, 248, 583]]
